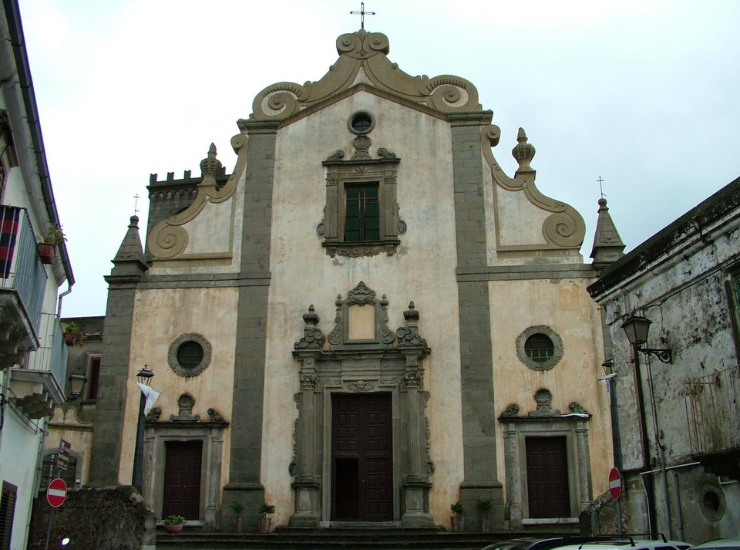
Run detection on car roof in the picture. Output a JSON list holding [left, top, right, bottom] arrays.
[[555, 542, 691, 550], [691, 540, 740, 550], [480, 539, 568, 550]]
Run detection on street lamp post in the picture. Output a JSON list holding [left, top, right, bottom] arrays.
[[621, 315, 672, 534], [132, 365, 154, 491], [67, 368, 87, 400]]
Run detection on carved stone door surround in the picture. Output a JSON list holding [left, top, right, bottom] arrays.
[[498, 391, 593, 528], [290, 282, 433, 527], [143, 399, 228, 530]]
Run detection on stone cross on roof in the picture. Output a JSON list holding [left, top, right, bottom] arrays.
[[350, 2, 375, 29]]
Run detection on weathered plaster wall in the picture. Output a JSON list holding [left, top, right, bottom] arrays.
[[594, 207, 740, 539], [46, 406, 94, 486], [489, 277, 613, 496], [264, 91, 464, 526], [118, 286, 238, 492], [493, 187, 552, 249], [602, 221, 740, 471], [180, 200, 234, 255]]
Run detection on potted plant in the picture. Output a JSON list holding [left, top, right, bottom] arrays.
[[230, 501, 244, 533], [450, 500, 464, 531], [163, 514, 185, 533], [63, 321, 84, 346], [258, 502, 275, 533], [38, 224, 65, 265], [477, 498, 493, 532]]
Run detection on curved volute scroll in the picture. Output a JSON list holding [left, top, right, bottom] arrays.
[[148, 134, 249, 260], [481, 125, 586, 249], [250, 29, 481, 121]]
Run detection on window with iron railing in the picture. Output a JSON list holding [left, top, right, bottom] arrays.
[[0, 205, 48, 333]]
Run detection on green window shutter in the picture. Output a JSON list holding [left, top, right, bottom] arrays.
[[344, 183, 379, 242]]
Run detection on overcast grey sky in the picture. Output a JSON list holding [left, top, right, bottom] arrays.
[[18, 0, 740, 317]]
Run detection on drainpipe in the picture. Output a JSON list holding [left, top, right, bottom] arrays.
[[646, 359, 673, 538], [56, 284, 72, 317], [673, 471, 685, 541], [631, 344, 658, 533]]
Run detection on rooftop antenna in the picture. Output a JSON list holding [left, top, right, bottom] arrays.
[[597, 176, 606, 199], [350, 2, 376, 29], [133, 193, 140, 216]]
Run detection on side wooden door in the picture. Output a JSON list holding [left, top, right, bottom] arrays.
[[162, 440, 202, 520], [525, 436, 570, 518]]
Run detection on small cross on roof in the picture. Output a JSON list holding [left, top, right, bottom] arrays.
[[350, 2, 376, 30]]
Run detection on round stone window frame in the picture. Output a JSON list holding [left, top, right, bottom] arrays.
[[168, 333, 212, 377], [516, 326, 564, 371], [347, 111, 375, 135], [699, 483, 726, 522]]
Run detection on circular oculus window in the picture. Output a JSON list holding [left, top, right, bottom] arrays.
[[699, 483, 726, 521], [168, 333, 212, 377], [348, 112, 375, 135], [516, 326, 563, 371]]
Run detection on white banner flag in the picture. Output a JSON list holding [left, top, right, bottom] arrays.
[[137, 383, 161, 415]]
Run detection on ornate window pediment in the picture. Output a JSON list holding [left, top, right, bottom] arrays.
[[317, 121, 405, 258]]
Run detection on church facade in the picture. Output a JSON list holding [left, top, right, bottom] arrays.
[[89, 29, 614, 531]]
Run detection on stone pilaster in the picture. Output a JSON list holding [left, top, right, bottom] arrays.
[[576, 420, 593, 513], [222, 120, 278, 528], [450, 113, 503, 530], [502, 422, 521, 527]]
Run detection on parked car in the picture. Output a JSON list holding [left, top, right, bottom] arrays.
[[480, 537, 664, 550], [553, 536, 691, 550], [691, 540, 740, 550]]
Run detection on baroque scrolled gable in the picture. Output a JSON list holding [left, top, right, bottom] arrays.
[[481, 124, 586, 251], [250, 29, 481, 121]]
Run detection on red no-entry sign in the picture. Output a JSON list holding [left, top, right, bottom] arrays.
[[47, 478, 67, 508], [608, 467, 622, 500]]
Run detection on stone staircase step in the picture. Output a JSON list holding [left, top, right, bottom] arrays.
[[156, 527, 579, 550]]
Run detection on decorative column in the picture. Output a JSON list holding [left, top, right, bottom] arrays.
[[500, 412, 522, 527], [206, 422, 226, 529], [575, 419, 593, 513], [289, 306, 325, 527], [397, 303, 434, 527]]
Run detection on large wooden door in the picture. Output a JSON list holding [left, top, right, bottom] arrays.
[[526, 436, 570, 518], [332, 394, 393, 521], [162, 441, 202, 520]]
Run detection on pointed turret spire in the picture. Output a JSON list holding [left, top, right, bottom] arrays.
[[590, 198, 625, 270], [108, 215, 148, 279], [114, 215, 147, 263]]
